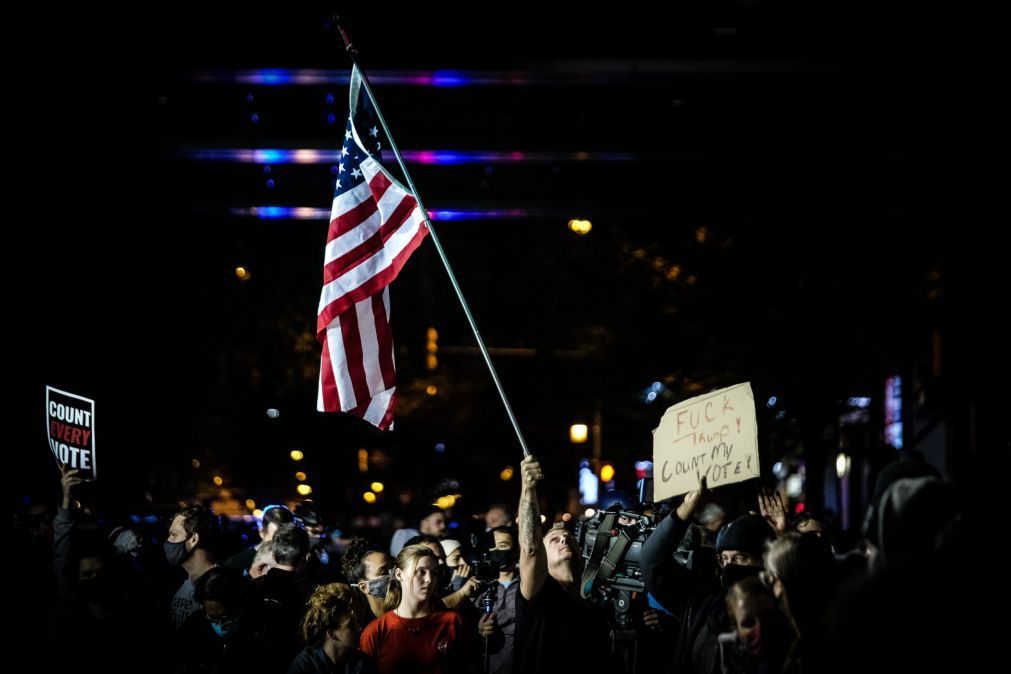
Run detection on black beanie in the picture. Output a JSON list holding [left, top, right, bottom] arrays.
[[716, 513, 775, 556]]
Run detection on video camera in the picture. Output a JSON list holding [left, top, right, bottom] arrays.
[[576, 509, 655, 593], [469, 533, 502, 615], [468, 532, 502, 580], [575, 508, 657, 627]]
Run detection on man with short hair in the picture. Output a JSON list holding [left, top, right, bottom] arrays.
[[419, 507, 447, 538], [513, 455, 613, 674], [484, 504, 513, 530], [165, 505, 222, 629], [248, 539, 275, 579], [251, 522, 316, 671], [224, 504, 293, 573]]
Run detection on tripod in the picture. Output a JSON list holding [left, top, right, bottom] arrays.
[[607, 589, 645, 674], [479, 580, 499, 674]]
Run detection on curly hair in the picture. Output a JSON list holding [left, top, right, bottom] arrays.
[[341, 537, 383, 583], [301, 582, 371, 646]]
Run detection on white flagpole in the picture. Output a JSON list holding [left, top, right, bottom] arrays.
[[335, 19, 531, 457]]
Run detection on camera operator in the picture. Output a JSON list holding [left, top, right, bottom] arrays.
[[640, 477, 775, 674], [514, 455, 615, 674], [468, 526, 519, 674]]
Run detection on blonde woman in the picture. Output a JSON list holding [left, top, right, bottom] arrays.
[[289, 582, 375, 674], [360, 544, 477, 674]]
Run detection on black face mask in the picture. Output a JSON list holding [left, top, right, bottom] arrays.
[[163, 539, 190, 567], [719, 563, 761, 589], [489, 549, 516, 568]]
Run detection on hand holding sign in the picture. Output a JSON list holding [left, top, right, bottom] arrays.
[[676, 475, 708, 522], [60, 467, 83, 510], [45, 386, 97, 481], [653, 382, 760, 501]]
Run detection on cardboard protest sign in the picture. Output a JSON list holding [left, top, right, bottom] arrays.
[[46, 386, 97, 480], [653, 382, 759, 501]]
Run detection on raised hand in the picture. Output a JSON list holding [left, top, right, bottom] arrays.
[[676, 475, 708, 521], [60, 468, 83, 510], [520, 455, 544, 490], [758, 487, 789, 535]]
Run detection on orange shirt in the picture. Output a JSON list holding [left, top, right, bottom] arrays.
[[360, 609, 475, 674]]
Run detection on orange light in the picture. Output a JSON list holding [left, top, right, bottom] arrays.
[[212, 476, 223, 486], [370, 482, 385, 493], [500, 467, 514, 481], [569, 424, 588, 444], [600, 464, 615, 482], [363, 491, 377, 504], [295, 471, 307, 482]]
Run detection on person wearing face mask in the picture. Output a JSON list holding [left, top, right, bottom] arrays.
[[176, 565, 260, 674], [468, 526, 520, 674], [360, 544, 477, 673], [639, 477, 776, 674], [164, 505, 222, 629], [342, 537, 393, 621]]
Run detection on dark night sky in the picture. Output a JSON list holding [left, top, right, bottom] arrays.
[[13, 5, 1003, 526]]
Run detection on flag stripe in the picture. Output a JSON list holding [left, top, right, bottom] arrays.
[[317, 207, 427, 334], [328, 192, 378, 244], [338, 305, 372, 407], [372, 290, 396, 390], [322, 186, 418, 285], [318, 331, 341, 410], [355, 295, 387, 395], [326, 320, 358, 408]]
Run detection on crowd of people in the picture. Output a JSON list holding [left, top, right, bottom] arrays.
[[5, 448, 981, 673]]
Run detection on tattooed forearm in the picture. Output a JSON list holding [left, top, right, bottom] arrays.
[[520, 489, 540, 551]]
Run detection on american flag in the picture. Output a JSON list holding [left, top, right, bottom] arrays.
[[317, 66, 429, 429]]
